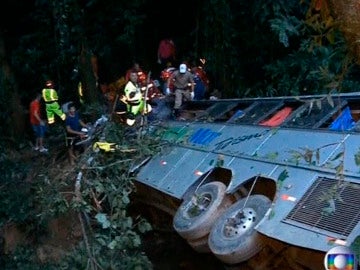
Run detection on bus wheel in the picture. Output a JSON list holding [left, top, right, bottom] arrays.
[[208, 194, 271, 265]]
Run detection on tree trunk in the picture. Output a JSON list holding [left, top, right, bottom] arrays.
[[0, 33, 26, 142], [79, 44, 99, 105]]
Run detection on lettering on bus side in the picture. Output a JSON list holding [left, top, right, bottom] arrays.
[[213, 129, 270, 151], [189, 128, 221, 145]]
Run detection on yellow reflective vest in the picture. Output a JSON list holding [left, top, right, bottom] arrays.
[[42, 88, 59, 102]]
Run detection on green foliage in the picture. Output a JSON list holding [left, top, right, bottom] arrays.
[[270, 15, 302, 47], [288, 138, 349, 217], [0, 117, 160, 269], [263, 1, 360, 96], [288, 147, 317, 165], [61, 240, 152, 270], [8, 0, 146, 102], [264, 151, 279, 160], [0, 154, 69, 269], [354, 148, 360, 167], [269, 169, 289, 218], [351, 235, 360, 264], [215, 154, 225, 167], [0, 157, 35, 225], [198, 0, 240, 97], [58, 121, 156, 269], [277, 169, 289, 185], [318, 183, 344, 216], [0, 245, 58, 270], [5, 0, 360, 267], [188, 193, 211, 218], [4, 0, 360, 117]]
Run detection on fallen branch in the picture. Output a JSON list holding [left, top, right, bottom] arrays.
[[90, 189, 105, 211], [78, 212, 104, 270], [82, 159, 133, 170]]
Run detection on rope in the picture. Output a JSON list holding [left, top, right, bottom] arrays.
[[240, 174, 260, 212], [194, 168, 214, 194]]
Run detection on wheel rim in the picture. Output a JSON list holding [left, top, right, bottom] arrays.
[[184, 192, 212, 218], [223, 207, 257, 238]]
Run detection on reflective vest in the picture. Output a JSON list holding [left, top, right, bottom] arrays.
[[123, 81, 152, 126], [42, 88, 59, 102], [124, 81, 142, 104], [78, 82, 84, 104]]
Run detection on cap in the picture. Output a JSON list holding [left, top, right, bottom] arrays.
[[179, 64, 187, 73]]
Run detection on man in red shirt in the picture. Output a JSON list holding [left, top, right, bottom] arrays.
[[29, 93, 48, 152], [157, 38, 176, 66]]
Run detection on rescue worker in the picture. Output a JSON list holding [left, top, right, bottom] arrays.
[[78, 81, 84, 105], [123, 72, 151, 126], [42, 80, 66, 124], [125, 62, 145, 82], [167, 63, 194, 118], [125, 62, 162, 102], [160, 62, 176, 95], [191, 65, 209, 100]]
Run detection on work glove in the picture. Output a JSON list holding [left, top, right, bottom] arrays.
[[166, 88, 171, 95]]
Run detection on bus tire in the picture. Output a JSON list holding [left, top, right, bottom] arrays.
[[173, 181, 231, 240], [208, 194, 271, 265]]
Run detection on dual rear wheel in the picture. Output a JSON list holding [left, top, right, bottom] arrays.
[[173, 182, 272, 263]]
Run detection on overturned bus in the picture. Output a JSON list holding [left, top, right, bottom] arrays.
[[134, 92, 360, 269]]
